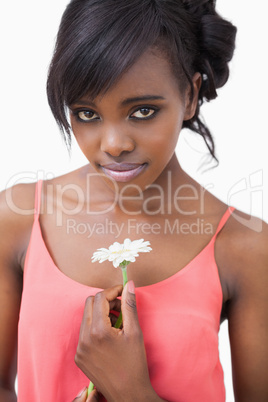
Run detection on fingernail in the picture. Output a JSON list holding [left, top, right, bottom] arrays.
[[128, 280, 135, 294], [76, 387, 87, 397]]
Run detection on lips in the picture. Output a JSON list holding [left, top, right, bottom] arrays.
[[100, 163, 147, 182]]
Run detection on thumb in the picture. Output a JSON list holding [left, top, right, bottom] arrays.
[[121, 280, 140, 334], [86, 389, 100, 402], [73, 387, 88, 401]]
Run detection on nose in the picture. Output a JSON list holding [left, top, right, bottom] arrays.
[[100, 126, 135, 157]]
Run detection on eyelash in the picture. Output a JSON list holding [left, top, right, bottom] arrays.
[[130, 106, 159, 120], [71, 109, 99, 123], [71, 106, 159, 123]]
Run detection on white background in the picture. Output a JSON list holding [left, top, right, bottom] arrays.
[[0, 1, 267, 400]]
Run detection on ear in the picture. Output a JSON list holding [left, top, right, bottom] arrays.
[[184, 72, 202, 121]]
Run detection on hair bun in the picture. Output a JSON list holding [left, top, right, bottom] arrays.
[[200, 13, 237, 91], [181, 0, 237, 100], [181, 0, 237, 159]]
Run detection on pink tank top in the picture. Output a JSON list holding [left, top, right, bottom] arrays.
[[18, 180, 234, 401]]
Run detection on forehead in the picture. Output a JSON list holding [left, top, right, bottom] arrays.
[[84, 49, 185, 104]]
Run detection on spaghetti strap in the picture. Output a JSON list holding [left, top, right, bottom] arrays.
[[34, 180, 43, 219], [214, 206, 235, 237]]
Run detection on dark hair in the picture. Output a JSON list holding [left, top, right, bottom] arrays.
[[47, 0, 237, 159]]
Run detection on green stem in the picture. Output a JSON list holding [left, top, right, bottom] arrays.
[[87, 262, 129, 396], [121, 264, 129, 287], [87, 381, 94, 396], [114, 264, 128, 328]]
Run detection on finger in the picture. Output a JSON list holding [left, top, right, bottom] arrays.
[[86, 388, 100, 402], [73, 387, 88, 401], [91, 285, 123, 330], [109, 297, 121, 313], [103, 284, 123, 302], [79, 296, 95, 336], [121, 280, 141, 335]]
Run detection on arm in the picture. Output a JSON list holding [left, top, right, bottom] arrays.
[[0, 184, 35, 402], [0, 261, 21, 402], [75, 283, 167, 402], [217, 214, 268, 401]]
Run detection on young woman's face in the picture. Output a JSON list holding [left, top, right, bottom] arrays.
[[69, 49, 199, 192]]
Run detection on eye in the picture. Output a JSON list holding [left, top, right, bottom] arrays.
[[130, 107, 157, 120], [73, 110, 99, 122]]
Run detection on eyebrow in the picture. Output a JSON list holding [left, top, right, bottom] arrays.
[[72, 95, 166, 107], [121, 95, 166, 106]]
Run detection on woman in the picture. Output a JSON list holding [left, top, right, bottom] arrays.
[[0, 1, 267, 401]]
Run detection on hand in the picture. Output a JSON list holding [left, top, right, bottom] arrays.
[[72, 387, 99, 401], [75, 282, 158, 402]]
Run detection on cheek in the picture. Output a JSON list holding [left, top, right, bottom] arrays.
[[145, 118, 181, 155], [71, 122, 96, 150]]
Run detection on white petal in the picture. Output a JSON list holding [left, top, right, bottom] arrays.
[[129, 239, 144, 248], [109, 242, 123, 252], [113, 256, 125, 267], [112, 259, 120, 268], [127, 256, 136, 263], [91, 238, 152, 268], [123, 238, 131, 247]]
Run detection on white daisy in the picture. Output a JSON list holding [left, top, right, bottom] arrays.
[[91, 238, 152, 268]]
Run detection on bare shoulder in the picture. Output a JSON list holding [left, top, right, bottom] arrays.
[[216, 210, 268, 400], [0, 182, 36, 270], [0, 182, 37, 388], [0, 181, 36, 224], [215, 208, 268, 298]]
